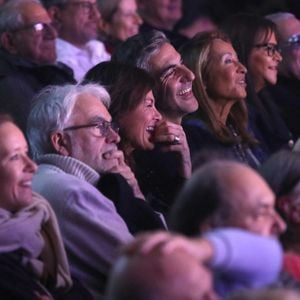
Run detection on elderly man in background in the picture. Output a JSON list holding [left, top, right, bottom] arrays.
[[169, 160, 286, 237], [0, 0, 75, 133], [265, 12, 300, 138], [27, 83, 136, 299], [42, 0, 110, 81]]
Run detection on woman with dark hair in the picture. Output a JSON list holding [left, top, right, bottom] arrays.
[[180, 31, 264, 169], [221, 13, 294, 153], [84, 61, 192, 215]]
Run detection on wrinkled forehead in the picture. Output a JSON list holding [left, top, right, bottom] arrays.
[[148, 43, 181, 74], [72, 93, 112, 121]]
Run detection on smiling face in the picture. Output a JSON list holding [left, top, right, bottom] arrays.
[[0, 121, 37, 212], [9, 2, 57, 64], [118, 90, 162, 151], [205, 39, 247, 102], [149, 43, 198, 123], [248, 31, 282, 92], [106, 0, 142, 41], [59, 93, 121, 173]]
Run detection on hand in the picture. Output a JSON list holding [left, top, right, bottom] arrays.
[[153, 121, 192, 178], [104, 149, 145, 200], [124, 231, 213, 263]]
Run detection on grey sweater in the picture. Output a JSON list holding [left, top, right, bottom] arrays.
[[32, 154, 132, 299]]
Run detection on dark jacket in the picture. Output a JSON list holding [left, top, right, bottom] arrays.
[[267, 75, 300, 139], [0, 49, 75, 133]]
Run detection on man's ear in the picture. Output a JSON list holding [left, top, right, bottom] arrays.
[[51, 132, 70, 156], [0, 32, 18, 54]]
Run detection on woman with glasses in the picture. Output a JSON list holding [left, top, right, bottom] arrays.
[[181, 30, 264, 169], [221, 13, 294, 154]]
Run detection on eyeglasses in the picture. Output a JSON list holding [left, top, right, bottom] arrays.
[[66, 1, 99, 14], [63, 118, 119, 137], [254, 43, 282, 57], [284, 34, 300, 49], [12, 22, 55, 34]]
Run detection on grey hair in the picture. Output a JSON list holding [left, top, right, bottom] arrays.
[[265, 12, 297, 24], [111, 30, 169, 73], [27, 83, 111, 159], [0, 0, 41, 36]]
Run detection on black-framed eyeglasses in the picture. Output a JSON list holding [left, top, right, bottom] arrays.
[[63, 119, 119, 137], [254, 43, 282, 57], [12, 22, 55, 34], [65, 1, 98, 14]]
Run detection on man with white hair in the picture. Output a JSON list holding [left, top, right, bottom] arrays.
[[27, 83, 135, 299]]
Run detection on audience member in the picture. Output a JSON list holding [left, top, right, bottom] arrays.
[[168, 159, 300, 291], [42, 0, 110, 81], [106, 228, 283, 299], [0, 114, 75, 299], [84, 61, 191, 215], [276, 181, 300, 281], [266, 12, 300, 138], [112, 30, 198, 125], [27, 84, 133, 299], [222, 13, 294, 153], [97, 0, 142, 53], [169, 159, 286, 237], [259, 150, 300, 281], [180, 31, 263, 168], [0, 0, 75, 133], [136, 0, 187, 48]]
